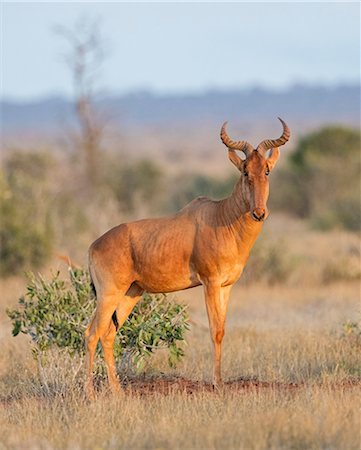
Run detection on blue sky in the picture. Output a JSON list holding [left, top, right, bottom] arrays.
[[1, 2, 360, 100]]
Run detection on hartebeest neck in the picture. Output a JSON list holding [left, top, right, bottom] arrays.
[[220, 178, 248, 221], [228, 177, 248, 214], [219, 177, 263, 238]]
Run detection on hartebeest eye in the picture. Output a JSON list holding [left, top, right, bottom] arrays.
[[265, 167, 270, 176], [243, 169, 249, 177]]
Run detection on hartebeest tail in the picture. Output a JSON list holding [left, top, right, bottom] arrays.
[[85, 118, 290, 397]]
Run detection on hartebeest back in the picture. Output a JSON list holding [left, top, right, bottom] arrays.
[[85, 118, 290, 396]]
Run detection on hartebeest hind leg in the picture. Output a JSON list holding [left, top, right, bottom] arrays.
[[85, 284, 143, 397], [204, 283, 233, 388]]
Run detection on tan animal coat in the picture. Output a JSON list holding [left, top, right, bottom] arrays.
[[85, 118, 290, 396]]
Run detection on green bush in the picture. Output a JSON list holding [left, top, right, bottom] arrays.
[[322, 249, 361, 284], [104, 158, 165, 214], [242, 238, 298, 285], [342, 320, 361, 338], [7, 267, 189, 371], [341, 317, 361, 365], [271, 127, 361, 231], [167, 172, 237, 212], [0, 151, 54, 276]]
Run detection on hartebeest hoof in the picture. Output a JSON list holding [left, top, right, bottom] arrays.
[[108, 381, 123, 396], [212, 381, 224, 393], [86, 382, 123, 400], [212, 375, 224, 391], [85, 383, 96, 400]]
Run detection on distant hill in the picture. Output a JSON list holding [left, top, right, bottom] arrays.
[[1, 83, 359, 173], [1, 84, 360, 135]]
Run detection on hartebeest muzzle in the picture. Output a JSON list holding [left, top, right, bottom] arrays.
[[252, 207, 266, 222]]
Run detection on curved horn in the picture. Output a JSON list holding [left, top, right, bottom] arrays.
[[220, 122, 253, 157], [257, 117, 290, 154]]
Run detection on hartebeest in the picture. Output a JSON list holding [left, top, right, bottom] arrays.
[[85, 118, 290, 395]]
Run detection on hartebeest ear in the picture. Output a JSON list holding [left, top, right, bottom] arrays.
[[267, 147, 280, 171], [228, 149, 245, 170]]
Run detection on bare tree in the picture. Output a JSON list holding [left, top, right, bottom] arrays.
[[55, 18, 107, 188]]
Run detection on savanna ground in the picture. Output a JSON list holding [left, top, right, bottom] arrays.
[[0, 215, 360, 450]]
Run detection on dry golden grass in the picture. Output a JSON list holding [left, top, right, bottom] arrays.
[[0, 221, 360, 450], [1, 386, 359, 450]]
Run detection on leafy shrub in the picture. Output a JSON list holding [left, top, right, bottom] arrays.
[[342, 320, 361, 338], [242, 238, 298, 285], [270, 127, 361, 231], [0, 152, 54, 276], [341, 317, 361, 362], [167, 172, 237, 212], [7, 267, 189, 372], [322, 246, 361, 284], [104, 158, 165, 214]]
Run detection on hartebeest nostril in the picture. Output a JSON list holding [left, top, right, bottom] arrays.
[[252, 208, 265, 221]]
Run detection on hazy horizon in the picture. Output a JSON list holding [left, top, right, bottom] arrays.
[[2, 80, 360, 105]]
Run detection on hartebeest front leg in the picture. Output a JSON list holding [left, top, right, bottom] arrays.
[[204, 283, 232, 388]]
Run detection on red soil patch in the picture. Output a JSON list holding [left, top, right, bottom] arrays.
[[1, 377, 360, 406], [123, 376, 361, 396], [123, 376, 298, 395]]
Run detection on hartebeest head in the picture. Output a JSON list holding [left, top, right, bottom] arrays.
[[220, 118, 290, 222]]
